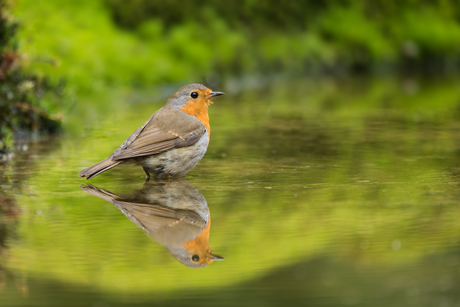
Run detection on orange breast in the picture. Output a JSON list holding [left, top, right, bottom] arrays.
[[180, 100, 211, 137]]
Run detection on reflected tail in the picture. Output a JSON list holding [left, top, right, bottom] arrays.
[[79, 183, 117, 202]]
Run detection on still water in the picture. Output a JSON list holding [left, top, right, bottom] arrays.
[[1, 76, 460, 306]]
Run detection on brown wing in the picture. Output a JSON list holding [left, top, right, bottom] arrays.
[[111, 109, 206, 161]]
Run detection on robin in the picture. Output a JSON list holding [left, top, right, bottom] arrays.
[[80, 179, 224, 268], [79, 84, 224, 180]]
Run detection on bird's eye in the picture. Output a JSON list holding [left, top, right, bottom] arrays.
[[191, 255, 200, 262], [190, 92, 199, 99]]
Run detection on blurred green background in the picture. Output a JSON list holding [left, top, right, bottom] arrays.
[[12, 0, 460, 90]]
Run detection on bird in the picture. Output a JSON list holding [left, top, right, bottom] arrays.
[[80, 179, 224, 268], [79, 84, 224, 180]]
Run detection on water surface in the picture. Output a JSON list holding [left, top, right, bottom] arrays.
[[1, 76, 460, 306]]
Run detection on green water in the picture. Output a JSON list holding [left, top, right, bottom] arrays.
[[1, 76, 460, 306]]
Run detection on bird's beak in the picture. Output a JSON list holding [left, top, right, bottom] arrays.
[[209, 91, 224, 97], [210, 253, 225, 261]]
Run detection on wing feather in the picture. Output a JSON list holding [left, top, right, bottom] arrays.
[[112, 122, 206, 161]]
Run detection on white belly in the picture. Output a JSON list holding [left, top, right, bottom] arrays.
[[138, 132, 209, 177]]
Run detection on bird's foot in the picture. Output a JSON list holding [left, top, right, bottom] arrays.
[[143, 167, 151, 181]]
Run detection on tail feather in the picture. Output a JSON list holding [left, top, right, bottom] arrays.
[[79, 157, 122, 180]]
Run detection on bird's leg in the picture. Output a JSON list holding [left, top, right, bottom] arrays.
[[143, 167, 151, 181], [165, 171, 174, 181]]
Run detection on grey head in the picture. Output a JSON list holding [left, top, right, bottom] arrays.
[[164, 83, 224, 109]]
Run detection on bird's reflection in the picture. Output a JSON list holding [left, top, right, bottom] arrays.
[[80, 179, 223, 268]]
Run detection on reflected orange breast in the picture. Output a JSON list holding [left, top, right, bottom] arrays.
[[181, 216, 213, 265]]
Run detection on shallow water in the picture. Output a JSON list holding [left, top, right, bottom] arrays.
[[1, 76, 460, 306]]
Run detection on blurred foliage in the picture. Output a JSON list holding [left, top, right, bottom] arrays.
[[11, 0, 460, 98], [106, 0, 313, 31], [0, 0, 64, 154], [106, 0, 460, 73]]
